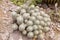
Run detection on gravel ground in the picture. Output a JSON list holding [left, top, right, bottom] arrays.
[[0, 0, 60, 40]]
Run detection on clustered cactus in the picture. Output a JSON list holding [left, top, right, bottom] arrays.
[[11, 5, 51, 39]]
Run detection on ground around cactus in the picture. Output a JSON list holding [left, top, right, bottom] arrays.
[[0, 0, 60, 40]]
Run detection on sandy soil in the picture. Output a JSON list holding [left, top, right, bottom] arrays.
[[0, 0, 60, 40]]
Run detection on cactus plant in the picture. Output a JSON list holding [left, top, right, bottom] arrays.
[[11, 4, 51, 39]]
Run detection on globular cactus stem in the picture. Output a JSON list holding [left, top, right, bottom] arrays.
[[22, 0, 32, 7], [21, 0, 32, 9]]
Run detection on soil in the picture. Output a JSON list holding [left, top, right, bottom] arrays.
[[0, 0, 60, 40]]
